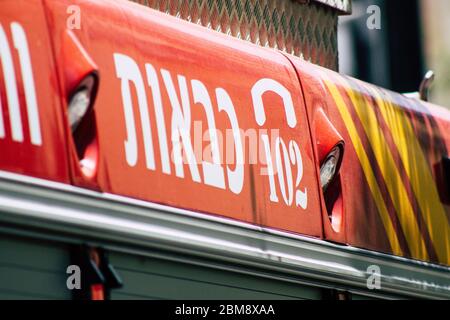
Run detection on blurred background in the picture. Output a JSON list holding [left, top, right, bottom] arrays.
[[339, 0, 450, 108]]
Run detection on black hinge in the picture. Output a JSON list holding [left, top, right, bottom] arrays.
[[70, 245, 123, 300]]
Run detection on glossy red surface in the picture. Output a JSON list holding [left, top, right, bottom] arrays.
[[43, 0, 324, 237], [288, 57, 450, 265], [1, 0, 449, 265], [0, 0, 69, 183]]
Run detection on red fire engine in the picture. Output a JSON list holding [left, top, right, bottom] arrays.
[[0, 0, 449, 300]]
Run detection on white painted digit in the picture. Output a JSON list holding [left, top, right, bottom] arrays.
[[275, 137, 294, 206], [145, 63, 170, 175], [161, 69, 201, 183], [289, 140, 308, 209], [251, 78, 297, 128], [114, 53, 155, 170], [192, 79, 225, 189], [261, 134, 279, 203], [251, 78, 307, 209], [0, 23, 23, 142], [11, 22, 42, 146], [0, 84, 4, 139], [216, 88, 244, 194]]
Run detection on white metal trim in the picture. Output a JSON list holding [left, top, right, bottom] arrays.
[[0, 171, 448, 299]]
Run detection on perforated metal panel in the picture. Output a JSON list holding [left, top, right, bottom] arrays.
[[130, 0, 351, 70]]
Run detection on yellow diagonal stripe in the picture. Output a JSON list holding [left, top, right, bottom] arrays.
[[336, 77, 428, 261], [320, 75, 403, 256], [364, 85, 450, 265]]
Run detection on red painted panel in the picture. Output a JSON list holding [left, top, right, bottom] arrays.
[[286, 58, 348, 245], [289, 55, 450, 265], [0, 0, 69, 183], [44, 0, 323, 237], [2, 0, 448, 265]]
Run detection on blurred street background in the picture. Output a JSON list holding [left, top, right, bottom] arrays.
[[339, 0, 450, 107]]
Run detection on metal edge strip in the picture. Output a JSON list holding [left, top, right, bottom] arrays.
[[0, 171, 448, 299]]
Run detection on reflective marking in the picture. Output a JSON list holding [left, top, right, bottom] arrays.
[[337, 77, 428, 261], [321, 75, 403, 256], [365, 85, 450, 265]]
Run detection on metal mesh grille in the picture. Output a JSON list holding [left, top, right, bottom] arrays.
[[130, 0, 339, 70]]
